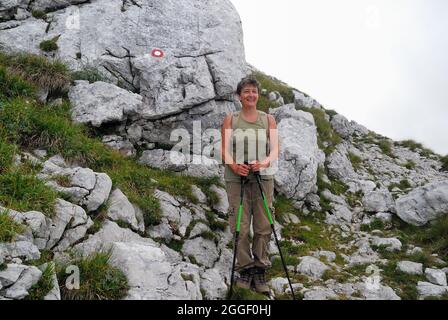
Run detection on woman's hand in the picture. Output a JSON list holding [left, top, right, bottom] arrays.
[[230, 163, 250, 176], [249, 159, 270, 172]]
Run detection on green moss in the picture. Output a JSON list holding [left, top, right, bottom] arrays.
[[57, 250, 129, 300], [166, 239, 184, 252], [199, 230, 217, 242], [187, 255, 198, 265], [348, 152, 362, 171], [39, 35, 60, 52], [31, 10, 47, 19], [0, 209, 26, 242]]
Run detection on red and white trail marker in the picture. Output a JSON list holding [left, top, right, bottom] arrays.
[[151, 49, 164, 58]]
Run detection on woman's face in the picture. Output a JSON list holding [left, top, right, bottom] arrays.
[[239, 84, 259, 109]]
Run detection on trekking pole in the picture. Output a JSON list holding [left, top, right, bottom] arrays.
[[228, 175, 247, 299], [254, 172, 296, 300]]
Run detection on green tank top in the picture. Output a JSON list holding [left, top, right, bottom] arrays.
[[224, 110, 274, 182]]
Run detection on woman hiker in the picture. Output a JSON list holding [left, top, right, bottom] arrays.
[[221, 75, 279, 294]]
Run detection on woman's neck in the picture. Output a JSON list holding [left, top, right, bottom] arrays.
[[241, 105, 257, 117]]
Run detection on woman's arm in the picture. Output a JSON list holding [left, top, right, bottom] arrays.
[[249, 114, 279, 171]]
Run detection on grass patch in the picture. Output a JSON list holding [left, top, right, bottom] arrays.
[[0, 209, 26, 242], [27, 250, 54, 267], [272, 193, 296, 224], [57, 250, 129, 300], [377, 139, 394, 158], [252, 71, 294, 113], [322, 268, 352, 283], [205, 211, 227, 232], [360, 218, 385, 232], [441, 155, 448, 172], [397, 139, 436, 158], [388, 179, 411, 192], [39, 35, 60, 52], [227, 286, 268, 300], [0, 140, 17, 173], [166, 239, 184, 252], [297, 107, 342, 156], [0, 65, 35, 99], [348, 152, 362, 171], [26, 263, 55, 300], [51, 174, 72, 187], [346, 190, 364, 207], [0, 52, 70, 93], [316, 166, 348, 196], [381, 261, 426, 300], [404, 160, 416, 170], [71, 67, 105, 83], [0, 168, 57, 216]]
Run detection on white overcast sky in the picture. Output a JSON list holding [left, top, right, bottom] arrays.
[[229, 0, 448, 155]]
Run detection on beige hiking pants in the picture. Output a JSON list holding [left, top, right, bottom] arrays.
[[225, 178, 275, 272]]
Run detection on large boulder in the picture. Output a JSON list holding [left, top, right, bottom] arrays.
[[68, 80, 142, 127], [73, 220, 202, 300], [326, 143, 356, 180], [396, 180, 448, 226], [362, 190, 395, 213], [182, 237, 219, 268], [296, 256, 329, 280], [0, 264, 42, 300], [46, 198, 93, 252], [106, 188, 145, 233], [270, 104, 322, 202]]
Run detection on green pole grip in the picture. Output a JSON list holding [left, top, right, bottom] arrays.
[[261, 194, 274, 225], [236, 203, 243, 232]]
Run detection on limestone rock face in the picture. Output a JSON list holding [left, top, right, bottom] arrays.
[[396, 180, 448, 226], [270, 104, 322, 203]]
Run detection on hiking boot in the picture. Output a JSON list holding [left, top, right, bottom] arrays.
[[236, 268, 253, 289], [253, 267, 270, 294]]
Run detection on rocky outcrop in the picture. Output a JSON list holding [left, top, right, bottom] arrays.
[[68, 80, 142, 127], [270, 104, 323, 204], [396, 180, 448, 226], [38, 155, 112, 212]]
